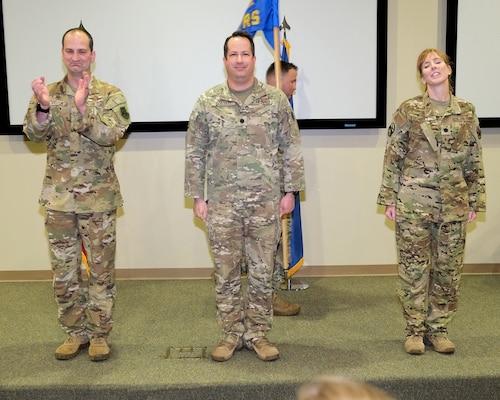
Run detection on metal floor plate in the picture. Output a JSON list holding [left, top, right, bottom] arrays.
[[166, 346, 208, 359]]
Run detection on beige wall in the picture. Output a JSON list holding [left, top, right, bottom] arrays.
[[1, 0, 499, 275]]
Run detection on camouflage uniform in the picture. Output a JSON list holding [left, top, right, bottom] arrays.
[[377, 92, 486, 337], [23, 75, 130, 341], [185, 79, 305, 344]]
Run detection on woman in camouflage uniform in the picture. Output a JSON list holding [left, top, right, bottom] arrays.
[[378, 49, 486, 355]]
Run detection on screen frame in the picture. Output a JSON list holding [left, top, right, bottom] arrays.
[[446, 0, 500, 128], [0, 0, 388, 134]]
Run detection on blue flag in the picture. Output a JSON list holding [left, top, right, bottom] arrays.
[[238, 0, 280, 49], [287, 194, 304, 277], [281, 38, 304, 277]]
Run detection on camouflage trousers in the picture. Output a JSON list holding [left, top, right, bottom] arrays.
[[395, 218, 467, 336], [207, 200, 280, 343], [45, 209, 117, 340], [241, 214, 290, 290]]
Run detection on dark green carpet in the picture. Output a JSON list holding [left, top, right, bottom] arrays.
[[0, 275, 499, 399]]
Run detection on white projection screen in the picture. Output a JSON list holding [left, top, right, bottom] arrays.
[[446, 0, 500, 127], [0, 0, 387, 133]]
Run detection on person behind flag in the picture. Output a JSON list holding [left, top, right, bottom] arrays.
[[266, 60, 298, 101], [185, 30, 305, 362], [23, 23, 130, 362], [266, 60, 302, 316]]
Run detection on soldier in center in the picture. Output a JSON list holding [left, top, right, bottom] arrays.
[[184, 30, 305, 362]]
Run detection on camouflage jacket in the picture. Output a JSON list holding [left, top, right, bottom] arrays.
[[184, 79, 305, 203], [23, 75, 131, 213], [377, 92, 486, 222]]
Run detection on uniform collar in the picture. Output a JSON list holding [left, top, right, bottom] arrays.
[[423, 91, 462, 117]]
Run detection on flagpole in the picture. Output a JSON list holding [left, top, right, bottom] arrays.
[[273, 26, 282, 90], [273, 24, 290, 279], [282, 217, 290, 279], [82, 245, 90, 276], [278, 18, 308, 291]]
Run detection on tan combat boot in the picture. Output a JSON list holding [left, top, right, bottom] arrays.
[[248, 337, 279, 361], [211, 334, 243, 362], [89, 337, 110, 361], [273, 292, 301, 316], [404, 333, 425, 355], [425, 334, 456, 353], [55, 336, 88, 360]]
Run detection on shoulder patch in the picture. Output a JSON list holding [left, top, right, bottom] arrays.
[[388, 122, 395, 137], [120, 106, 130, 121]]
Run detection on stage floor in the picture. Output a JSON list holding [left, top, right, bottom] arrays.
[[0, 275, 499, 399]]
